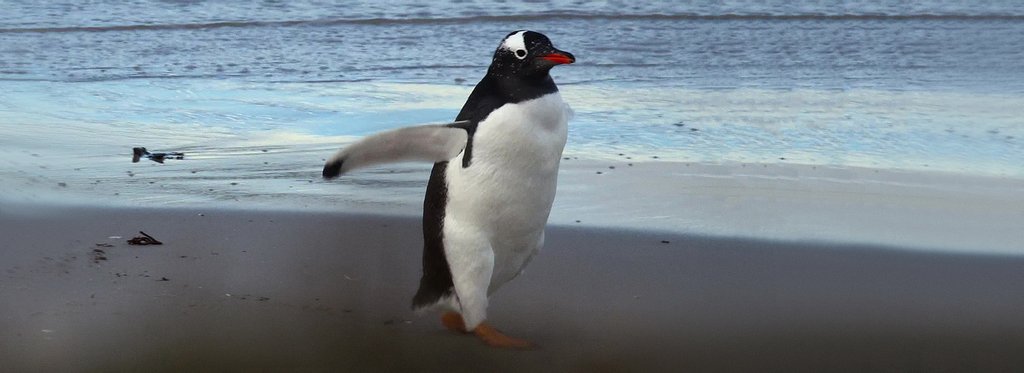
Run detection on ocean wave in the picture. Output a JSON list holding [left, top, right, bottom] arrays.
[[3, 12, 1023, 33]]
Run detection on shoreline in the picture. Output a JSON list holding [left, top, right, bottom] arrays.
[[2, 203, 1023, 371], [4, 158, 1022, 254]]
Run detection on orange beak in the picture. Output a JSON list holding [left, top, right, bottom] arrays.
[[539, 51, 575, 65]]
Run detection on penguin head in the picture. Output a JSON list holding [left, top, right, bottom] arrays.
[[489, 30, 575, 79]]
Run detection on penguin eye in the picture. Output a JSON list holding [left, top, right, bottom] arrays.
[[514, 49, 527, 59]]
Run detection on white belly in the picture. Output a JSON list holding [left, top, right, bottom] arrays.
[[443, 92, 571, 292]]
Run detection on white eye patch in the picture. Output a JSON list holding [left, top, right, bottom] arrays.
[[502, 30, 528, 59]]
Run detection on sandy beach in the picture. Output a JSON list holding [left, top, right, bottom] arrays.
[[2, 202, 1023, 372]]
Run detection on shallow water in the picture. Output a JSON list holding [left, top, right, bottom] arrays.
[[3, 1, 1022, 173], [4, 1, 1024, 91]]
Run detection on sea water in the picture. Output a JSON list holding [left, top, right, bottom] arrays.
[[1, 1, 1022, 250]]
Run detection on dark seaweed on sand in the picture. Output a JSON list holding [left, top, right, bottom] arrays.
[[132, 147, 184, 164]]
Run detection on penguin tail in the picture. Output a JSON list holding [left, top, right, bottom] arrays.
[[412, 288, 457, 316], [322, 122, 470, 179]]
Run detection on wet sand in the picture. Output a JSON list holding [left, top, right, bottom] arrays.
[[2, 202, 1023, 372]]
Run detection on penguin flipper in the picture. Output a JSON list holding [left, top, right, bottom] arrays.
[[323, 122, 470, 179]]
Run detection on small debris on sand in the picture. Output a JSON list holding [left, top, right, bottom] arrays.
[[236, 294, 270, 302], [89, 247, 108, 263], [127, 231, 163, 245], [132, 147, 184, 164]]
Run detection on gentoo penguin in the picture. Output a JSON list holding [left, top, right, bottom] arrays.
[[322, 30, 574, 348]]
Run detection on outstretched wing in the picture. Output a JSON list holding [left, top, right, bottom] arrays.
[[322, 121, 470, 179]]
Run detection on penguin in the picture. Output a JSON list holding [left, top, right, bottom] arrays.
[[322, 30, 574, 349]]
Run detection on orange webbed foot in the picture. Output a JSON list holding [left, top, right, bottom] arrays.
[[472, 323, 533, 349], [441, 311, 468, 334]]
